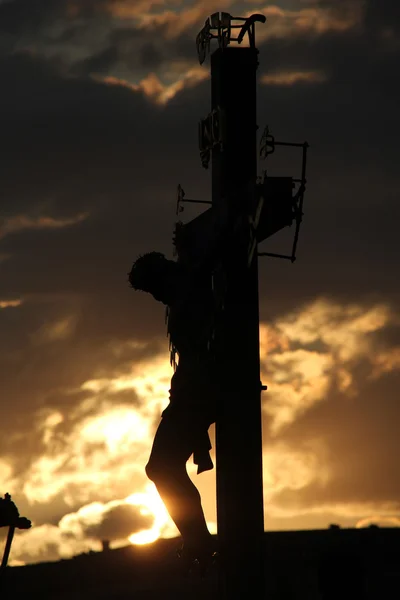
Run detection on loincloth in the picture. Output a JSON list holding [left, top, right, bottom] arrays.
[[161, 392, 216, 475]]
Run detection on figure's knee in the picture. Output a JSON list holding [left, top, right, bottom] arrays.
[[145, 458, 162, 483], [145, 453, 184, 484]]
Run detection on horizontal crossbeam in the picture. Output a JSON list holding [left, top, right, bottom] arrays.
[[181, 199, 212, 205], [258, 251, 296, 262]]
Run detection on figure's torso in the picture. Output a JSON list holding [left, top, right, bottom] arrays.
[[166, 267, 217, 411]]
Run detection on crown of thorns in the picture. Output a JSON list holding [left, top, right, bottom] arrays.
[[128, 252, 166, 290]]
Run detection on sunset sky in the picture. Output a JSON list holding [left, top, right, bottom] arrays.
[[0, 0, 399, 566]]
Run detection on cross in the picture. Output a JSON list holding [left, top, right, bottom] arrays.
[[171, 12, 309, 598]]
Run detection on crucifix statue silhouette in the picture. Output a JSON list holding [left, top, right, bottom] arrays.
[[128, 10, 308, 596]]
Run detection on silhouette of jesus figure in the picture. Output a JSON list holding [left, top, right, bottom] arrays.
[[128, 251, 219, 565]]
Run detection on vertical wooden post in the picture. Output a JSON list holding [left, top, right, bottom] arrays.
[[212, 47, 265, 599]]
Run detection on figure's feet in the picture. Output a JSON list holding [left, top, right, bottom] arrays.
[[176, 537, 218, 578]]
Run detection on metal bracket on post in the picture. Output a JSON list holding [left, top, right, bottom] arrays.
[[196, 12, 266, 65], [257, 126, 309, 263], [198, 106, 227, 169], [175, 184, 211, 216], [259, 125, 275, 159]]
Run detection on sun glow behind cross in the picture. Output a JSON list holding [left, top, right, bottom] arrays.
[[80, 407, 150, 453], [126, 483, 172, 545]]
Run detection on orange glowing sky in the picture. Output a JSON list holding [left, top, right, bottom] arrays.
[[0, 0, 399, 565]]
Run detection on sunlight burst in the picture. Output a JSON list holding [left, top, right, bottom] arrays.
[[80, 407, 150, 452], [126, 484, 171, 545]]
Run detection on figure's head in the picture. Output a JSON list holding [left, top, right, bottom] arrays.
[[128, 252, 174, 303]]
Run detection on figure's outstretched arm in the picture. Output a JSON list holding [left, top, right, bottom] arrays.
[[173, 204, 238, 275]]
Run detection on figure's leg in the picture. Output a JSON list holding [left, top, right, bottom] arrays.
[[145, 412, 213, 552]]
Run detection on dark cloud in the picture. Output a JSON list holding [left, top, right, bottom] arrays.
[[71, 46, 120, 76], [365, 0, 400, 31], [0, 0, 109, 35], [139, 42, 163, 69], [269, 364, 400, 510], [0, 0, 59, 35], [84, 502, 154, 541]]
